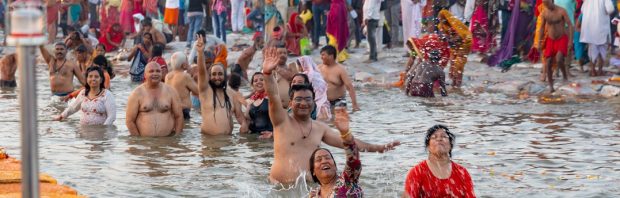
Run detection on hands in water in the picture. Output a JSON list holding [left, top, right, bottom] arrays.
[[259, 131, 273, 139]]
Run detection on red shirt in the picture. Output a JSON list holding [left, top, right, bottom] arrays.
[[404, 160, 476, 198]]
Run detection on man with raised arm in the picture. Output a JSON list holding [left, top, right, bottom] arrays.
[[126, 62, 184, 137], [261, 47, 400, 185], [39, 42, 86, 97], [195, 35, 248, 135]]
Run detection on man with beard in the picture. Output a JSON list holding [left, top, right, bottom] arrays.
[[126, 62, 184, 136], [165, 52, 199, 120], [261, 47, 401, 185], [39, 42, 86, 97], [195, 35, 248, 135]]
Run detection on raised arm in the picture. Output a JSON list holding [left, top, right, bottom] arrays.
[[333, 107, 361, 184], [195, 35, 212, 92], [103, 90, 117, 125], [340, 69, 360, 111], [39, 45, 53, 64], [126, 90, 141, 136], [72, 64, 86, 86], [262, 47, 288, 126]]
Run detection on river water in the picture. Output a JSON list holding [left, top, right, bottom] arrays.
[[0, 63, 619, 197]]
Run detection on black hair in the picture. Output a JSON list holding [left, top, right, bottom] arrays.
[[289, 83, 315, 100], [76, 44, 88, 52], [96, 43, 106, 51], [209, 64, 232, 120], [250, 72, 263, 87], [142, 32, 153, 42], [196, 29, 207, 43], [84, 66, 106, 96], [141, 17, 152, 27], [228, 71, 245, 91], [320, 45, 337, 59], [309, 148, 336, 184], [92, 55, 115, 79], [428, 50, 442, 64], [291, 73, 310, 85], [424, 124, 456, 157], [289, 73, 311, 96], [152, 43, 164, 57], [55, 42, 67, 48]]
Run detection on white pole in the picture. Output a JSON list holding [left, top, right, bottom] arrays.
[[17, 45, 40, 198]]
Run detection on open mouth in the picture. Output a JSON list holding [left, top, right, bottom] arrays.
[[321, 165, 330, 170]]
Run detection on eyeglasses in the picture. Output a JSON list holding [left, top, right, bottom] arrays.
[[293, 97, 313, 104]]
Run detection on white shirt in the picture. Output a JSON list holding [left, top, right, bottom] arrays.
[[580, 0, 615, 45], [363, 0, 382, 21]]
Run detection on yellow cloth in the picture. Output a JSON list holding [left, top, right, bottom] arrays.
[[327, 34, 349, 62], [438, 9, 472, 49], [107, 0, 121, 8], [300, 10, 313, 24]]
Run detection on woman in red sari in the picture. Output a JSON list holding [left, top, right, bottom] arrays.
[[100, 0, 121, 36], [98, 23, 125, 52], [285, 13, 308, 56], [325, 0, 350, 62]]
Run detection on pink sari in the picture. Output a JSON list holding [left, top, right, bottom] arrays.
[[470, 5, 493, 53], [119, 0, 135, 33], [326, 0, 349, 51]]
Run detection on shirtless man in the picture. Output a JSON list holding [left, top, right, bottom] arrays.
[[126, 62, 184, 137], [165, 52, 199, 120], [405, 50, 448, 97], [195, 35, 248, 135], [273, 46, 296, 109], [141, 19, 167, 46], [39, 42, 86, 97], [317, 45, 360, 111], [538, 0, 572, 93], [0, 53, 17, 88], [261, 47, 400, 185], [234, 33, 265, 81]]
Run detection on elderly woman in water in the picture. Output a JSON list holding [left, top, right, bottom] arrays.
[[308, 106, 362, 197], [54, 66, 116, 125], [403, 125, 476, 198]]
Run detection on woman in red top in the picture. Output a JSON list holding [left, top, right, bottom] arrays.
[[99, 23, 124, 52], [403, 125, 476, 198]]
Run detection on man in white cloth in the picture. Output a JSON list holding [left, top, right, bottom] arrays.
[[401, 0, 426, 48], [579, 0, 615, 76]]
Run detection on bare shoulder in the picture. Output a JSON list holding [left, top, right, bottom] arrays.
[[128, 85, 144, 100], [313, 120, 331, 133]]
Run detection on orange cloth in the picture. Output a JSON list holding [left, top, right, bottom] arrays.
[[213, 44, 228, 68], [164, 8, 179, 25]]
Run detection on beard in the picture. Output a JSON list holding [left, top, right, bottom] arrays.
[[209, 79, 226, 89]]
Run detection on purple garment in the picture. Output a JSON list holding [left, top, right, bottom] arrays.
[[487, 0, 522, 66]]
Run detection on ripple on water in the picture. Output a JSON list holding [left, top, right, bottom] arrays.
[[0, 71, 619, 196]]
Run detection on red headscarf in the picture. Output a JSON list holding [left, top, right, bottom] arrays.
[[288, 12, 303, 33], [413, 34, 450, 67]]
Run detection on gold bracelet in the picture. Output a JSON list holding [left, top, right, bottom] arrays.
[[340, 130, 352, 138]]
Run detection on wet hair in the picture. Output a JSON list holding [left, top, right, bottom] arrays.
[[428, 50, 442, 64], [84, 66, 106, 96], [309, 148, 336, 184], [424, 125, 456, 157], [152, 43, 164, 57], [228, 73, 242, 91], [92, 55, 115, 79], [141, 17, 152, 27], [75, 44, 88, 52], [320, 45, 337, 59], [208, 64, 232, 120], [289, 83, 315, 100], [196, 29, 207, 43]]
